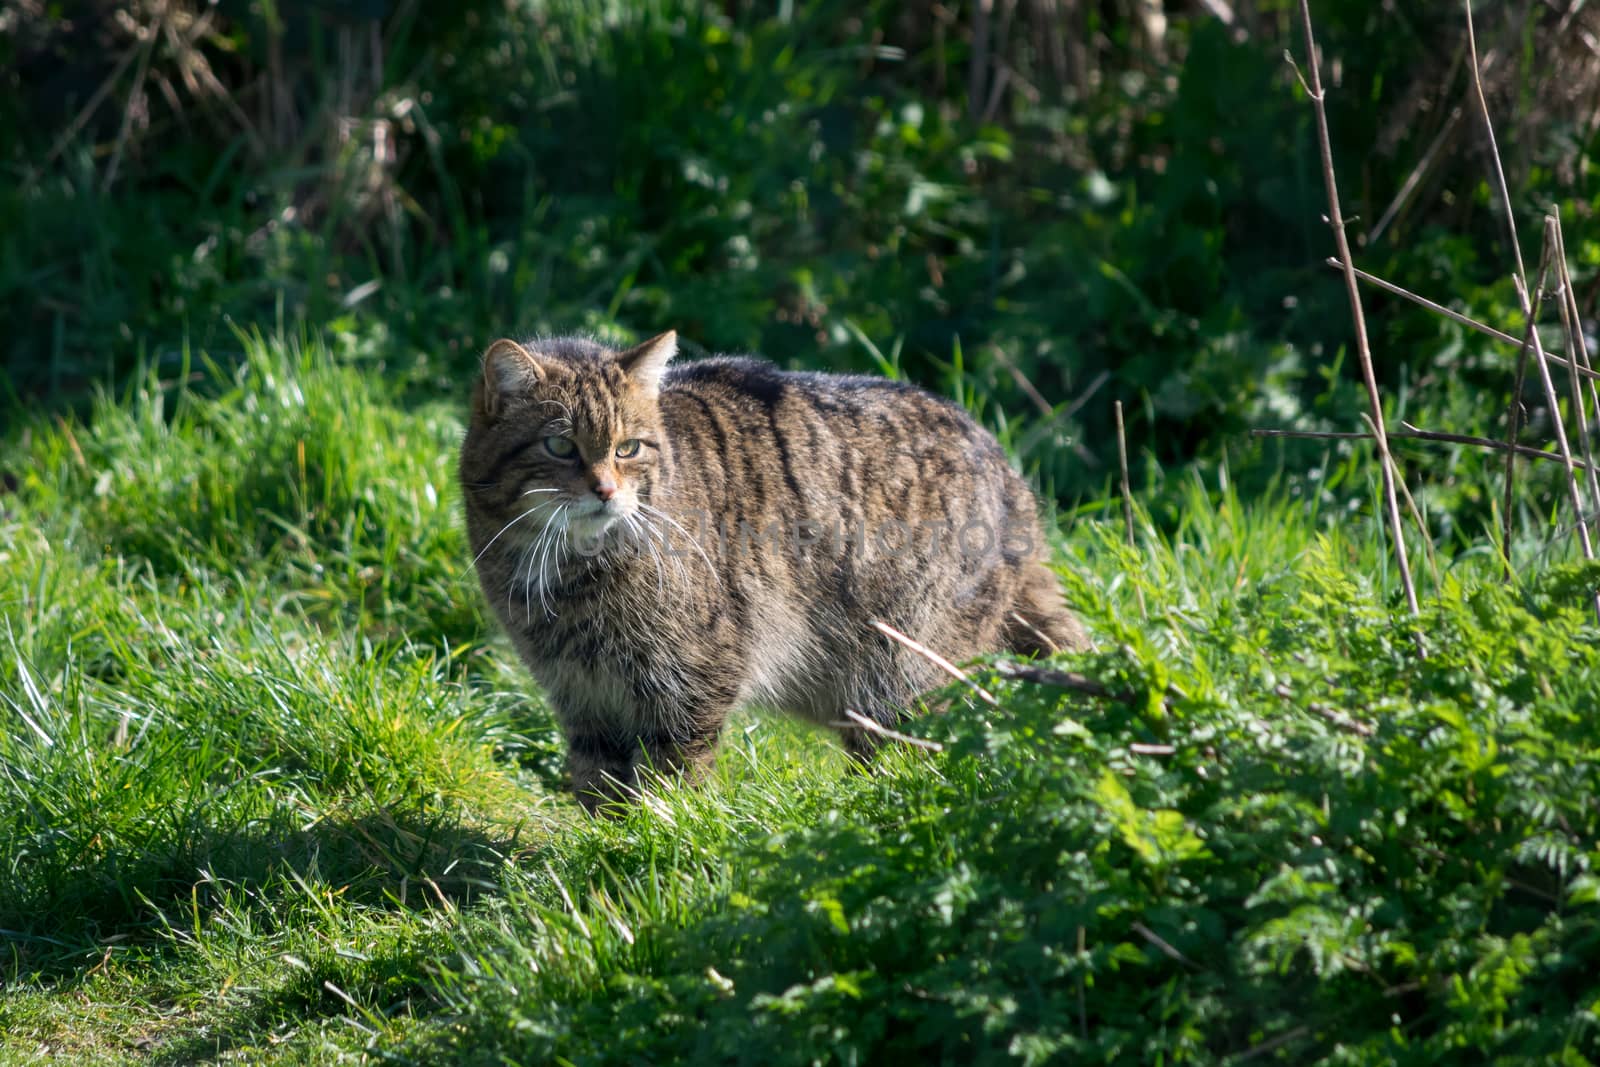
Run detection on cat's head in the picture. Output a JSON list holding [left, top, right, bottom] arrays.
[[461, 332, 675, 547]]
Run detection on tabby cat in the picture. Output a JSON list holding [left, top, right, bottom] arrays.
[[460, 331, 1085, 810]]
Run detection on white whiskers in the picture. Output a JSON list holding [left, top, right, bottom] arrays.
[[636, 501, 719, 585], [472, 488, 562, 566]]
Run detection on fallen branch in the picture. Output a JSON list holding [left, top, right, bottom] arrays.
[[988, 660, 1136, 702], [986, 660, 1187, 713], [1272, 682, 1375, 736]]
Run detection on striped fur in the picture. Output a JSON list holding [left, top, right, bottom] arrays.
[[460, 331, 1086, 811]]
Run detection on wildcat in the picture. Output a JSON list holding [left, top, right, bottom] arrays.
[[460, 331, 1085, 811]]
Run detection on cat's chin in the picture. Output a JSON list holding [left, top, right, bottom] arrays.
[[564, 508, 629, 547]]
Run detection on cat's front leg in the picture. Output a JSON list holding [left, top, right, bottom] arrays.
[[565, 729, 640, 814], [566, 723, 724, 814], [636, 727, 721, 791]]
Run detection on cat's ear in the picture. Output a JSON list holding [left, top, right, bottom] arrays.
[[478, 339, 545, 419], [617, 330, 677, 399]]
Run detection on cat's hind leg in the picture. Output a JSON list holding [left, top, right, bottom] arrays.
[[1002, 560, 1089, 656], [824, 668, 927, 764]]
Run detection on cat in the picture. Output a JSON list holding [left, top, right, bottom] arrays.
[[459, 330, 1086, 811]]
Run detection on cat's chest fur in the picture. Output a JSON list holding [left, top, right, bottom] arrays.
[[491, 551, 740, 730]]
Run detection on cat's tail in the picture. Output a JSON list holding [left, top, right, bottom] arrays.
[[1002, 561, 1089, 657]]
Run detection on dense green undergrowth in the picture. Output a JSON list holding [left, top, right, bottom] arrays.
[[11, 1, 1600, 505], [2, 336, 1599, 1063]]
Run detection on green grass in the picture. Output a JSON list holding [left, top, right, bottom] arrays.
[[3, 332, 1599, 1064]]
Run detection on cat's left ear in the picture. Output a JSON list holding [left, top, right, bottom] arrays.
[[617, 330, 677, 399], [477, 338, 546, 420]]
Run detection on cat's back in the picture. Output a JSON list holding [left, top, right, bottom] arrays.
[[659, 355, 1011, 479], [653, 354, 1080, 719]]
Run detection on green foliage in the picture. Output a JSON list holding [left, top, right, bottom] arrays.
[[9, 1, 1600, 500], [412, 524, 1600, 1065]]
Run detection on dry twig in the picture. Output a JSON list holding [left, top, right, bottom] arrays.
[[835, 709, 944, 752], [1294, 0, 1421, 621], [870, 620, 998, 707], [1550, 216, 1600, 529], [1115, 399, 1147, 618], [1500, 244, 1554, 575], [1251, 426, 1596, 473], [1467, 3, 1598, 615], [1338, 262, 1600, 382]]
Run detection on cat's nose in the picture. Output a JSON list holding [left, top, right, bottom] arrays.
[[593, 480, 617, 502]]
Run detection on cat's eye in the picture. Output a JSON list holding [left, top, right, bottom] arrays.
[[614, 439, 642, 459], [543, 435, 576, 459]]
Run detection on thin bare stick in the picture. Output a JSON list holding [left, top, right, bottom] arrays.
[[1343, 260, 1522, 341], [1468, 5, 1598, 615], [1562, 240, 1600, 469], [1116, 401, 1136, 545], [1271, 683, 1376, 737], [1368, 106, 1463, 246], [1367, 415, 1439, 589], [1339, 262, 1600, 382], [1500, 251, 1552, 577], [1076, 925, 1088, 1039], [1251, 426, 1595, 472], [1060, 369, 1111, 423], [1551, 216, 1600, 531], [1295, 0, 1420, 620], [1131, 921, 1193, 966], [1115, 400, 1147, 618], [102, 26, 158, 192], [990, 344, 1053, 417], [43, 41, 145, 166], [1566, 271, 1600, 423], [1008, 612, 1060, 655], [1233, 1026, 1314, 1064], [835, 709, 944, 752], [969, 0, 993, 123], [1310, 703, 1375, 737], [870, 620, 998, 706], [1465, 7, 1526, 276]]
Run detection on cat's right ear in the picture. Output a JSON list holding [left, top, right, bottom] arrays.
[[477, 339, 545, 419]]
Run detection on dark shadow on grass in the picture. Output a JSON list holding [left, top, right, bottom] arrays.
[[137, 935, 444, 1067], [0, 804, 518, 987]]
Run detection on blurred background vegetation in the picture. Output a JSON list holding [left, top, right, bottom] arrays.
[[5, 0, 1600, 511]]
